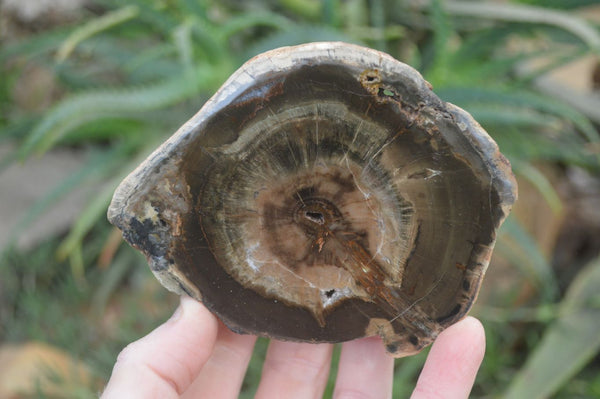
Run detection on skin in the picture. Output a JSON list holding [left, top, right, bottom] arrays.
[[101, 296, 485, 399]]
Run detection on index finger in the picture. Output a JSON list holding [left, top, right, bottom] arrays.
[[101, 296, 219, 399]]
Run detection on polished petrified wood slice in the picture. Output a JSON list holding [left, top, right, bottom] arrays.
[[108, 42, 517, 357]]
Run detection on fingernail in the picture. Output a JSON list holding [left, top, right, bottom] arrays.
[[180, 294, 198, 309], [168, 295, 203, 325], [169, 302, 184, 323]]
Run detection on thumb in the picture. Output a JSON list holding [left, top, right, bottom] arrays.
[[101, 296, 219, 399]]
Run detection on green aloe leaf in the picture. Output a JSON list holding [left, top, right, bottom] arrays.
[[241, 26, 361, 61], [437, 87, 599, 143], [0, 27, 70, 62], [496, 217, 558, 301], [439, 1, 600, 54], [55, 5, 140, 62], [369, 0, 386, 51], [56, 177, 121, 263], [512, 161, 563, 215], [55, 138, 163, 262], [220, 12, 292, 39], [279, 0, 321, 20], [18, 65, 223, 159], [99, 0, 179, 36], [426, 0, 454, 85], [466, 106, 561, 129], [490, 126, 595, 169], [504, 256, 600, 399], [10, 144, 132, 247]]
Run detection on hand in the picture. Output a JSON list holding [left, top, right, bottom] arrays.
[[101, 296, 485, 399]]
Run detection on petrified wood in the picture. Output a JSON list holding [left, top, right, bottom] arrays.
[[108, 42, 517, 357]]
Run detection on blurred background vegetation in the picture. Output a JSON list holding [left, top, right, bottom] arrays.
[[1, 0, 600, 397]]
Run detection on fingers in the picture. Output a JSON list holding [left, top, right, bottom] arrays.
[[181, 322, 257, 398], [333, 336, 394, 399], [411, 316, 485, 399], [255, 341, 333, 399], [101, 296, 219, 399]]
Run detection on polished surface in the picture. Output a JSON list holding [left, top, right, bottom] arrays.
[[108, 42, 517, 356]]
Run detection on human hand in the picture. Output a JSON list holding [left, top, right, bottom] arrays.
[[101, 296, 485, 399]]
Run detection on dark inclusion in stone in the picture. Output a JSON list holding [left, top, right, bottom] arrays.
[[107, 42, 517, 357]]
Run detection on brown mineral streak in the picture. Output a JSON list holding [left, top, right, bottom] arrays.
[[308, 206, 439, 336]]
